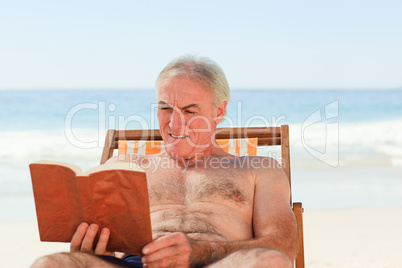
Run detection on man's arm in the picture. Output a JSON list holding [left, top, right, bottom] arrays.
[[141, 158, 298, 267], [206, 157, 298, 260]]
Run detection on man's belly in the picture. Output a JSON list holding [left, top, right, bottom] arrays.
[[150, 202, 253, 241]]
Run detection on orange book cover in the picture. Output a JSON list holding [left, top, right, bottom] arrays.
[[29, 161, 152, 256]]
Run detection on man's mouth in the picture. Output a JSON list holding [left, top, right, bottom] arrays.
[[170, 133, 189, 139]]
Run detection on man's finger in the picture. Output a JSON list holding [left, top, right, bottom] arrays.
[[80, 223, 99, 253], [152, 233, 166, 240], [144, 249, 190, 268], [142, 245, 182, 264], [94, 228, 110, 255], [70, 222, 89, 252], [143, 232, 184, 255]]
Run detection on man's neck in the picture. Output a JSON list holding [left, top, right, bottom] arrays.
[[170, 154, 207, 168], [166, 146, 229, 169]]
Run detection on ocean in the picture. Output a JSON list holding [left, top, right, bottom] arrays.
[[1, 89, 402, 221]]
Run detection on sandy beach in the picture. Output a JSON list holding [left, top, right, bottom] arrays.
[[303, 208, 402, 267], [0, 208, 400, 268]]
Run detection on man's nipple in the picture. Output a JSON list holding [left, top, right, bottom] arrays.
[[232, 190, 245, 202]]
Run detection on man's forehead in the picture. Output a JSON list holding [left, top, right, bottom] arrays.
[[158, 78, 211, 95], [157, 77, 214, 108]]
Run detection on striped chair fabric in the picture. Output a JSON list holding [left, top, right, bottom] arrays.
[[118, 138, 258, 157]]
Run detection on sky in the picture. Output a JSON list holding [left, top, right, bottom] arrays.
[[1, 0, 401, 90]]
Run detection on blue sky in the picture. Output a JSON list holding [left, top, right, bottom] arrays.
[[1, 0, 401, 90]]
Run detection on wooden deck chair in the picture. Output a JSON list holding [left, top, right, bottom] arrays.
[[100, 125, 305, 268]]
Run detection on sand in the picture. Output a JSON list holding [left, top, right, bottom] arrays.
[[303, 208, 402, 267], [1, 208, 401, 267]]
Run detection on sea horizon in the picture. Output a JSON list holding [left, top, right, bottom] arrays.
[[1, 87, 401, 91]]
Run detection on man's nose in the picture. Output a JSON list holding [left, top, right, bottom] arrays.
[[169, 108, 185, 132]]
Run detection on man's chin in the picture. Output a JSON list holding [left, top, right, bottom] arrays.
[[165, 148, 192, 159], [167, 153, 193, 161]]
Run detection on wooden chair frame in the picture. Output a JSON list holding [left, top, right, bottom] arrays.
[[100, 125, 305, 267]]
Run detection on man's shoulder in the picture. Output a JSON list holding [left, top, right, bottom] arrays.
[[231, 156, 285, 184], [200, 155, 282, 180], [233, 155, 282, 170]]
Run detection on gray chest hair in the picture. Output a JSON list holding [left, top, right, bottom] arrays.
[[149, 172, 248, 205]]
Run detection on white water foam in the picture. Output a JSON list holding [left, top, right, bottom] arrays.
[[1, 119, 401, 195], [0, 129, 104, 195], [287, 119, 402, 168]]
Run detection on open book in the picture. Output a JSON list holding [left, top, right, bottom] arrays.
[[29, 160, 152, 256]]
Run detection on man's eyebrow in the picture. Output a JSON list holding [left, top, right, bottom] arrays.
[[180, 103, 199, 110], [158, 101, 199, 110], [158, 101, 170, 106]]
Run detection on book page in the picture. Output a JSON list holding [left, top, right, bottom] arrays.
[[83, 162, 144, 175], [32, 160, 82, 175], [31, 160, 144, 176]]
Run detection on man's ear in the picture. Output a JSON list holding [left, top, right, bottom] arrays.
[[214, 101, 227, 124]]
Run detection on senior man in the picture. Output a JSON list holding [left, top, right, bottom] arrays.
[[32, 55, 297, 268]]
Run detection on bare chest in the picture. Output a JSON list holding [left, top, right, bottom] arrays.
[[146, 167, 254, 208]]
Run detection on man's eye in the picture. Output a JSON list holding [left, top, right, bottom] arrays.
[[160, 107, 171, 110], [185, 110, 195, 114]]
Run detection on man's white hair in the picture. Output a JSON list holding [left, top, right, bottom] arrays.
[[155, 55, 231, 109]]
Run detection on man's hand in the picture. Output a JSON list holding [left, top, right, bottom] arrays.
[[70, 222, 114, 256], [141, 232, 199, 268]]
